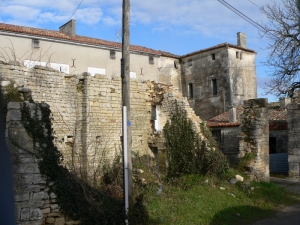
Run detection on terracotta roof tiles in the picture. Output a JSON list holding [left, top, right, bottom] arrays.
[[207, 105, 287, 130], [0, 22, 164, 56], [0, 22, 255, 58]]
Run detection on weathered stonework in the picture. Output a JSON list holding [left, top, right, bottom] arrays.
[[1, 61, 204, 224], [287, 102, 300, 179], [7, 103, 79, 225], [239, 98, 269, 182]]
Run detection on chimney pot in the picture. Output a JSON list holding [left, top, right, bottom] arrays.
[[237, 32, 247, 48], [59, 19, 76, 36]]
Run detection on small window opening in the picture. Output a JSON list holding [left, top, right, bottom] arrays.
[[212, 53, 216, 60], [110, 50, 116, 59], [149, 56, 154, 64], [188, 59, 193, 67], [188, 83, 194, 99], [212, 130, 222, 146], [212, 79, 218, 96], [32, 39, 40, 49], [236, 52, 239, 59], [269, 137, 277, 154]]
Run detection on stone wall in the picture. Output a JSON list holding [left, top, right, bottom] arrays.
[[287, 102, 300, 179], [239, 98, 269, 181], [7, 102, 79, 225], [1, 61, 204, 224], [211, 126, 241, 164]]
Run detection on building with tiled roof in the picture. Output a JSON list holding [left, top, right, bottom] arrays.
[[207, 100, 289, 164], [0, 20, 257, 121]]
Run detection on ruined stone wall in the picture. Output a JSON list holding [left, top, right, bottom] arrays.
[[1, 61, 204, 224], [211, 126, 241, 164], [287, 103, 300, 179], [239, 98, 269, 181], [1, 61, 202, 164], [7, 102, 79, 225]]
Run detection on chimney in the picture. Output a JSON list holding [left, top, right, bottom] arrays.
[[237, 32, 247, 48], [279, 98, 291, 109], [229, 107, 237, 123], [59, 20, 76, 36]]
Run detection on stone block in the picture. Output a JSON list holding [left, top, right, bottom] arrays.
[[42, 208, 51, 214], [15, 192, 30, 202], [50, 204, 59, 209], [32, 191, 45, 201], [18, 163, 39, 174], [7, 109, 22, 121], [1, 80, 11, 86], [288, 155, 300, 163], [55, 217, 65, 225], [30, 208, 43, 220], [33, 174, 46, 184], [46, 217, 55, 223], [20, 208, 30, 221]]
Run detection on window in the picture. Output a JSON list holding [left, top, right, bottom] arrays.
[[236, 52, 239, 59], [240, 52, 243, 59], [212, 79, 218, 96], [110, 50, 116, 59], [32, 39, 40, 49], [188, 59, 193, 67], [149, 56, 154, 64], [212, 130, 222, 146], [188, 83, 194, 99], [212, 53, 216, 60], [269, 137, 277, 154]]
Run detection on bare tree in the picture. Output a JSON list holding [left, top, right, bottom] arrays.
[[261, 0, 300, 97]]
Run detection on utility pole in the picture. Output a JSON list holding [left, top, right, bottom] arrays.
[[121, 0, 132, 224]]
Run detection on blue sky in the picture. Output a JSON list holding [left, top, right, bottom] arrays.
[[0, 0, 278, 101]]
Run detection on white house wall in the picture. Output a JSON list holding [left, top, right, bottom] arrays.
[[0, 34, 181, 88]]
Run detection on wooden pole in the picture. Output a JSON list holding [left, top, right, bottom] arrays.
[[121, 0, 132, 223]]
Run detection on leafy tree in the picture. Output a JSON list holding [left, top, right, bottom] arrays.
[[261, 0, 300, 97]]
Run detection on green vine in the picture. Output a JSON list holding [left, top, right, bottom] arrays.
[[21, 102, 125, 225]]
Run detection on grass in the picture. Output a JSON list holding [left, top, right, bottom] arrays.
[[140, 174, 300, 225]]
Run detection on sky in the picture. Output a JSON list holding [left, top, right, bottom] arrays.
[[0, 0, 278, 101]]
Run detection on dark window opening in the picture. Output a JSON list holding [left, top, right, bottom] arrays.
[[269, 137, 277, 154], [149, 56, 154, 64], [212, 79, 218, 96], [188, 59, 193, 67], [212, 53, 216, 60], [236, 52, 239, 59], [212, 130, 222, 146], [188, 83, 194, 99], [110, 50, 116, 59], [32, 39, 40, 49]]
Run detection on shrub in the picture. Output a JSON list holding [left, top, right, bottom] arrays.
[[163, 100, 229, 178]]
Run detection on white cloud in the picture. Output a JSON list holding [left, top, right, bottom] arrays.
[[73, 8, 103, 25], [103, 17, 119, 26]]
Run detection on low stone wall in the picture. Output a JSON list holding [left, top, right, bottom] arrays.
[[287, 102, 300, 179], [239, 98, 269, 181]]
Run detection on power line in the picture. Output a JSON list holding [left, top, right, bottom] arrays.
[[69, 0, 84, 21], [217, 0, 265, 32], [247, 0, 260, 8]]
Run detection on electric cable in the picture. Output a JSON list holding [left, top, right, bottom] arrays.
[[217, 0, 265, 32], [69, 0, 84, 21]]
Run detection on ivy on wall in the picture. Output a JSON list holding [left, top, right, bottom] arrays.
[[21, 102, 125, 225]]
